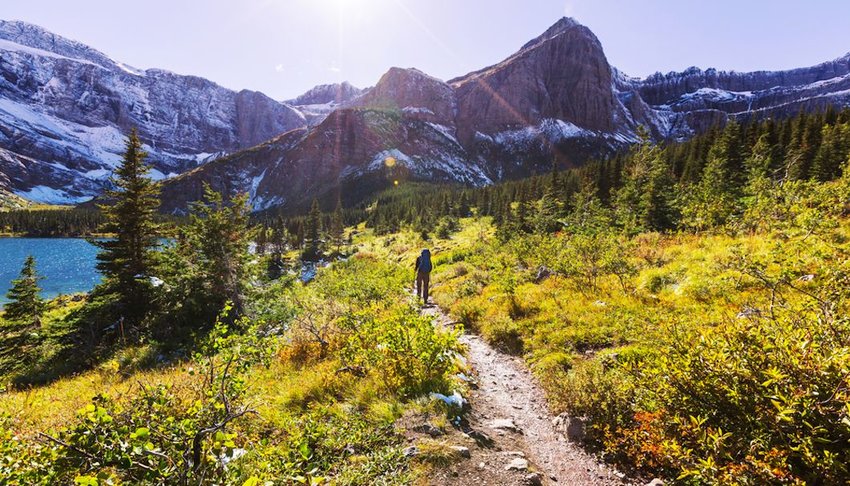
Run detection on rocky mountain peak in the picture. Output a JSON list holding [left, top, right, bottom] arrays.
[[451, 16, 615, 142], [520, 17, 583, 51], [356, 67, 456, 123], [0, 20, 118, 70], [288, 81, 363, 106]]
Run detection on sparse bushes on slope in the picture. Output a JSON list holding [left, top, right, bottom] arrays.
[[432, 176, 850, 484], [0, 255, 462, 484]]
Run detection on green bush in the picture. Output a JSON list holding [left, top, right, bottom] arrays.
[[339, 307, 462, 398], [480, 315, 523, 355]]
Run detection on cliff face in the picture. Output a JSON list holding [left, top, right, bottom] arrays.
[[626, 54, 850, 139], [0, 20, 307, 203], [636, 55, 850, 106], [355, 68, 457, 125], [452, 18, 617, 141]]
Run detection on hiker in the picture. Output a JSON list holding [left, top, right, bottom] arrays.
[[414, 249, 432, 305]]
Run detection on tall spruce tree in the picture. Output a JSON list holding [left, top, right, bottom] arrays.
[[4, 255, 47, 326], [329, 197, 345, 255], [185, 186, 253, 320], [302, 198, 323, 261], [679, 154, 739, 231], [740, 134, 778, 233], [615, 128, 677, 232], [94, 129, 161, 323], [812, 123, 850, 182]]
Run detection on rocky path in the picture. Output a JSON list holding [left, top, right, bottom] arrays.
[[421, 304, 630, 485]]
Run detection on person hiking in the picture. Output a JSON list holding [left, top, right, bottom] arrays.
[[414, 249, 433, 305]]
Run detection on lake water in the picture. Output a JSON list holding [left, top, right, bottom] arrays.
[[0, 238, 102, 304]]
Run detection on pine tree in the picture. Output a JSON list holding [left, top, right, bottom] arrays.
[[740, 134, 778, 233], [329, 197, 345, 255], [192, 186, 253, 318], [4, 255, 47, 326], [533, 188, 563, 234], [615, 128, 677, 232], [706, 120, 746, 187], [93, 129, 161, 323], [565, 181, 613, 235], [303, 199, 323, 261], [786, 113, 821, 180], [812, 123, 850, 182], [679, 154, 739, 231], [163, 185, 253, 323]]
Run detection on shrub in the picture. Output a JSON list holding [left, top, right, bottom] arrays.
[[339, 307, 462, 398], [452, 300, 484, 331], [480, 315, 523, 355], [533, 351, 574, 374]]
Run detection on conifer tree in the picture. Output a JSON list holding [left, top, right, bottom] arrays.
[[679, 154, 739, 231], [329, 197, 345, 255], [739, 134, 778, 233], [615, 128, 677, 232], [189, 186, 253, 318], [812, 123, 850, 182], [93, 129, 161, 323], [533, 188, 563, 234], [709, 120, 745, 185], [565, 181, 613, 235], [303, 198, 323, 261], [163, 185, 253, 323], [4, 255, 47, 326]]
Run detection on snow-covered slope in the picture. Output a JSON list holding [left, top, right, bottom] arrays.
[[0, 20, 307, 203], [286, 81, 364, 125]]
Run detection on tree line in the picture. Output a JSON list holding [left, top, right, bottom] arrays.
[[265, 107, 850, 242], [0, 208, 104, 236]]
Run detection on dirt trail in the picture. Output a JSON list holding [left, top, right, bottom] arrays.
[[421, 305, 629, 485]]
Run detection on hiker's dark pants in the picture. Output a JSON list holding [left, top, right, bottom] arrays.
[[416, 271, 430, 304]]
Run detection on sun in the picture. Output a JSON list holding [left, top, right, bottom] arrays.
[[313, 0, 385, 17]]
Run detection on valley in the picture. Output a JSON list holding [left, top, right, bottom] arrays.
[[0, 5, 849, 486]]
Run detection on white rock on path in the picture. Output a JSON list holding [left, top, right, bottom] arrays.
[[491, 418, 520, 432], [506, 457, 529, 471]]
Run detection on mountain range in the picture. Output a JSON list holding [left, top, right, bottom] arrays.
[[1, 17, 848, 211]]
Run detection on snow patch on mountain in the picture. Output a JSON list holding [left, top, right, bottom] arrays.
[[249, 169, 267, 202], [14, 185, 90, 204], [0, 38, 100, 67], [426, 122, 461, 146]]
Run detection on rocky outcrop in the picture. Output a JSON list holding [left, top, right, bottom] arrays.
[[286, 81, 364, 126], [159, 107, 490, 214]]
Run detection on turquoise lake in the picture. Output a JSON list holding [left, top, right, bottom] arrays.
[[0, 238, 102, 304]]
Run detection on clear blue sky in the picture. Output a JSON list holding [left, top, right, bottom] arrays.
[[3, 0, 849, 100]]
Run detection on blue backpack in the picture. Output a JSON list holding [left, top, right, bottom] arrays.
[[419, 249, 432, 272]]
